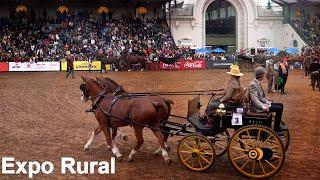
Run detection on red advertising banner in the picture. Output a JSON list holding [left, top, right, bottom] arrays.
[[159, 59, 206, 70], [0, 62, 9, 72]]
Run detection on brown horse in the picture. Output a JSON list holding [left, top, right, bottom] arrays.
[[104, 57, 120, 71], [80, 76, 172, 163], [122, 55, 146, 71], [83, 77, 173, 155]]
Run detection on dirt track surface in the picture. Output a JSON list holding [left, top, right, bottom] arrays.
[[0, 69, 319, 179]]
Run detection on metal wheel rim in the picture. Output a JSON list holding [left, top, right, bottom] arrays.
[[228, 125, 285, 179], [178, 134, 215, 171]]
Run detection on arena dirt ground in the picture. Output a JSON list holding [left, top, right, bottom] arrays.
[[0, 69, 319, 179]]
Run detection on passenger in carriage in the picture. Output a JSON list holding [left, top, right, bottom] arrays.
[[200, 65, 244, 125], [248, 67, 285, 133]]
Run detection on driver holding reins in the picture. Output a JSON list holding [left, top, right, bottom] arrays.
[[200, 65, 244, 127]]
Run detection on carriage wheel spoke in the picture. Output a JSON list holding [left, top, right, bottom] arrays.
[[246, 130, 252, 146], [199, 144, 208, 151], [259, 135, 272, 148], [200, 150, 213, 156], [256, 129, 261, 141], [272, 155, 281, 159], [269, 145, 279, 149], [232, 147, 249, 152], [200, 155, 211, 165], [183, 143, 194, 151], [198, 157, 203, 168], [183, 154, 193, 163], [192, 157, 196, 167], [180, 150, 193, 154], [264, 160, 276, 169], [237, 138, 251, 148], [259, 160, 266, 175], [251, 160, 256, 175], [233, 154, 247, 161], [240, 159, 250, 170]]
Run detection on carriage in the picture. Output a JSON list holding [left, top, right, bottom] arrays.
[[80, 77, 290, 179]]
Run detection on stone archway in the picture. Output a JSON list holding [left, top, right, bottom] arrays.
[[196, 0, 254, 50]]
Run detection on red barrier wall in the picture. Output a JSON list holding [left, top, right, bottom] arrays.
[[0, 62, 9, 72]]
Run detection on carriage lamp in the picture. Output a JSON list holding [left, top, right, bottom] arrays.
[[215, 103, 226, 117]]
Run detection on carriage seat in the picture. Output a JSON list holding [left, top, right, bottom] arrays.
[[245, 111, 269, 118]]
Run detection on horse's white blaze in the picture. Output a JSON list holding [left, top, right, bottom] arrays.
[[80, 93, 88, 102], [128, 149, 137, 160], [84, 131, 95, 150]]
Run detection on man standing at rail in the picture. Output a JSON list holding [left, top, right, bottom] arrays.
[[66, 53, 75, 79]]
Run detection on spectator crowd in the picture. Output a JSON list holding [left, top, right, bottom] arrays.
[[0, 9, 184, 63]]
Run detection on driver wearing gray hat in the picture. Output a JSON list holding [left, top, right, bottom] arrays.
[[248, 67, 285, 132]]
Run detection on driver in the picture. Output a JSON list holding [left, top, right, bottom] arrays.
[[248, 67, 285, 133], [200, 65, 244, 126]]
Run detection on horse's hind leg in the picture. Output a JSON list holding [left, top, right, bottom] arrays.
[[127, 126, 144, 162], [152, 129, 172, 165], [84, 124, 101, 151]]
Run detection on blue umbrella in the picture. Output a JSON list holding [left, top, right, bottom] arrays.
[[213, 47, 226, 53], [195, 48, 213, 54], [285, 47, 299, 54], [267, 47, 280, 54]]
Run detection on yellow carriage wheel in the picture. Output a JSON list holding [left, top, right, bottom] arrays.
[[177, 134, 215, 172], [228, 125, 285, 179]]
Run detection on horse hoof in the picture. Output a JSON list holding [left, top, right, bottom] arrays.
[[106, 145, 111, 150], [128, 69, 132, 72], [115, 69, 119, 72], [140, 69, 144, 72], [127, 158, 135, 162], [165, 158, 172, 165], [84, 144, 91, 151]]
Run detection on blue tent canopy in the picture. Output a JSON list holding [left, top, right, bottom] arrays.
[[267, 47, 280, 54], [213, 48, 226, 53], [195, 48, 213, 54], [285, 47, 299, 54]]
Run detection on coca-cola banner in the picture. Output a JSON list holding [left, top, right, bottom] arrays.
[[160, 60, 206, 70]]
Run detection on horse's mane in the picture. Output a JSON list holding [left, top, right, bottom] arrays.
[[104, 77, 120, 87]]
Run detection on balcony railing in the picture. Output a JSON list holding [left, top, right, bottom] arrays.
[[257, 6, 283, 17], [170, 4, 194, 17]]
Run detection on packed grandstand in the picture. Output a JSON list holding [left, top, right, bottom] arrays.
[[0, 0, 319, 71]]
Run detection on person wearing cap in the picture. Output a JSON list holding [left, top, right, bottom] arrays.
[[265, 57, 275, 93], [249, 66, 284, 132], [204, 65, 244, 117]]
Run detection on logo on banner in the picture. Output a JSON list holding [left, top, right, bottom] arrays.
[[184, 61, 203, 68]]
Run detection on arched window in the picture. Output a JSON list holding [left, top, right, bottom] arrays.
[[293, 40, 298, 47]]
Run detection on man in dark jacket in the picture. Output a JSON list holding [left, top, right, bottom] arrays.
[[278, 58, 289, 94], [66, 54, 75, 79]]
